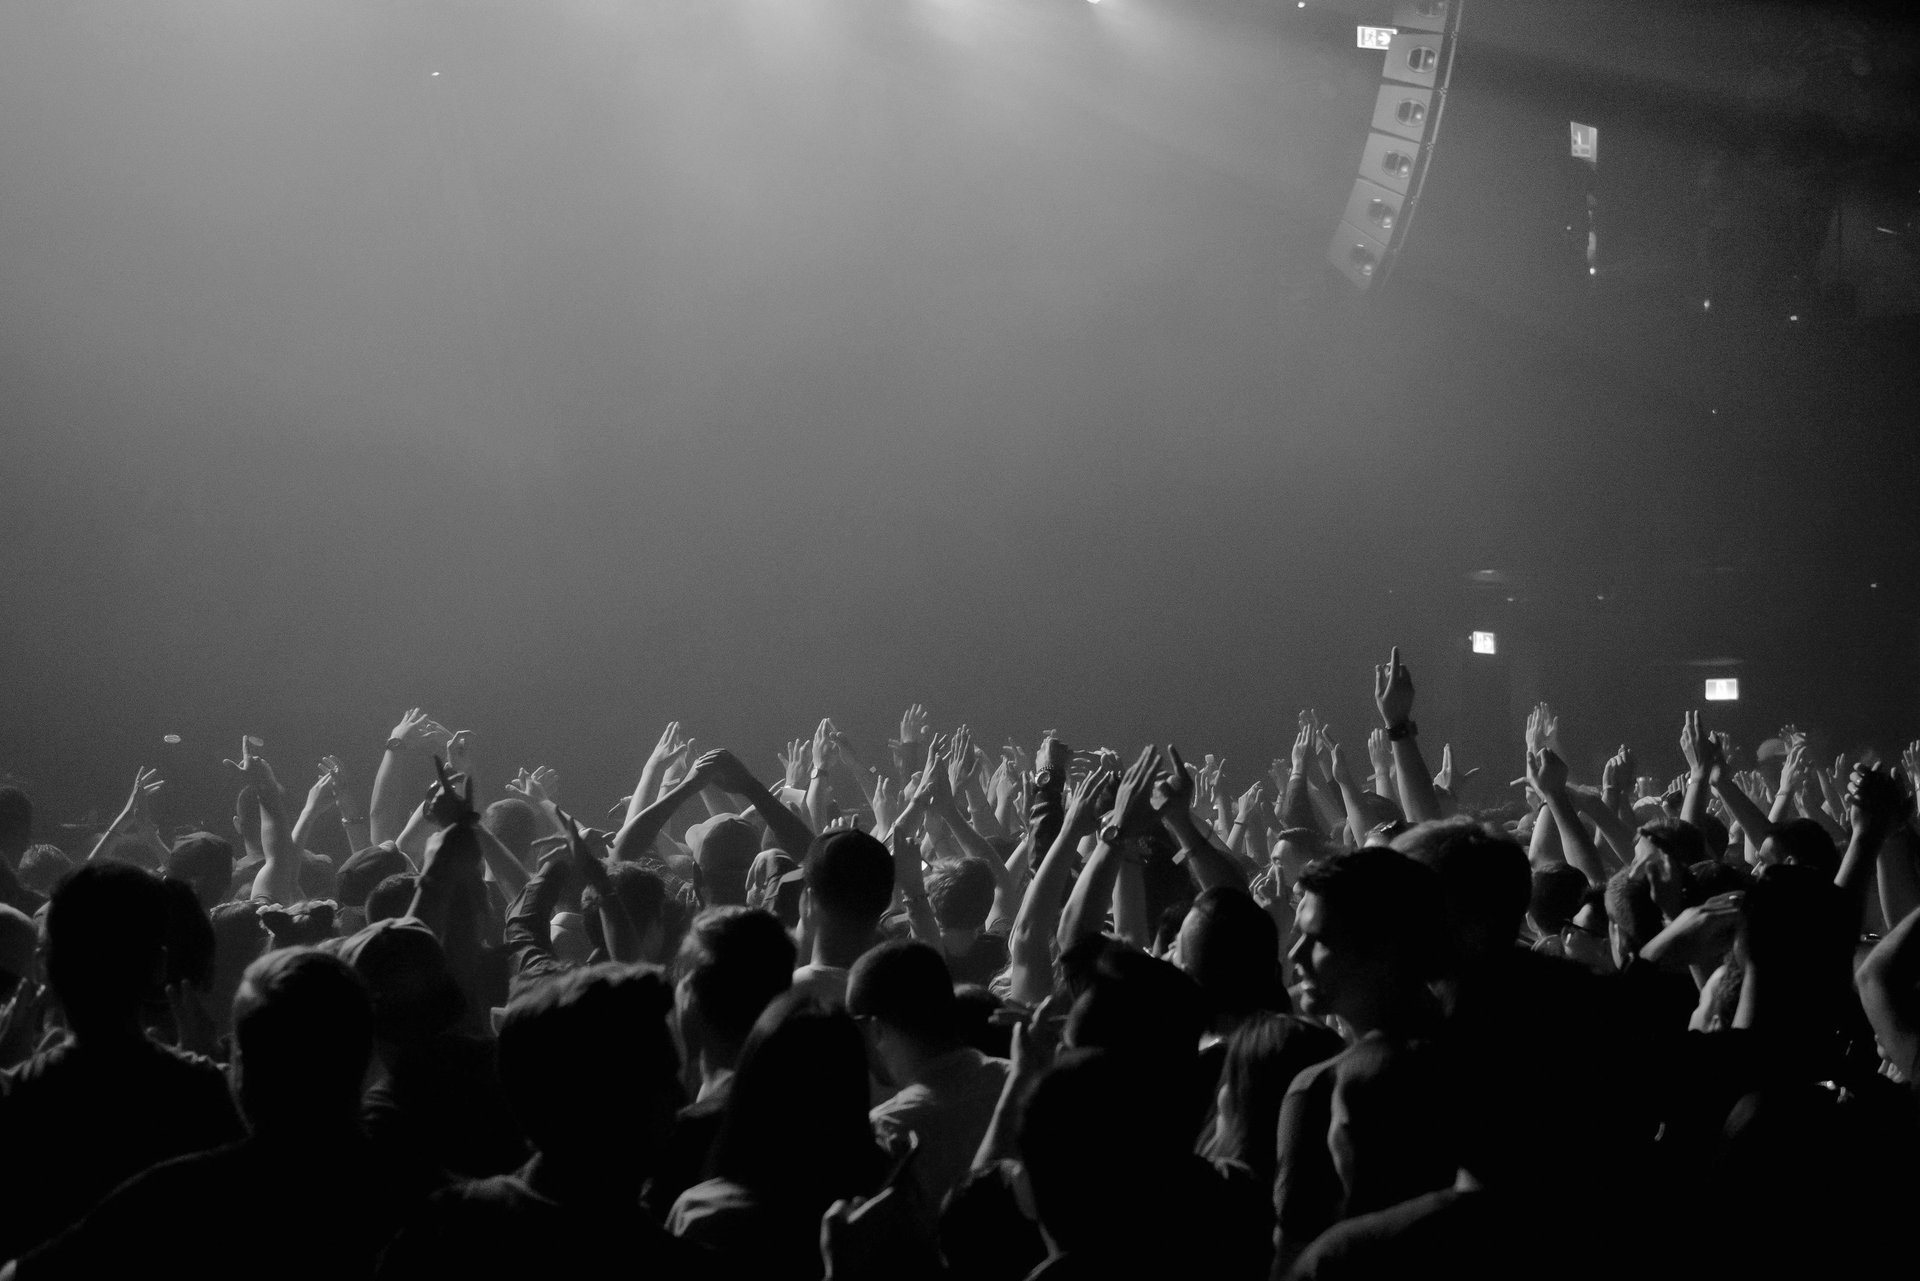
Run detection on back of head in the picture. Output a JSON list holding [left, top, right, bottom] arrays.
[[366, 873, 419, 923], [0, 903, 36, 995], [1766, 818, 1839, 879], [46, 862, 169, 1024], [847, 938, 959, 1048], [803, 830, 895, 931], [1017, 1049, 1186, 1253], [688, 816, 760, 907], [232, 947, 373, 1131], [1604, 867, 1663, 962], [1637, 817, 1708, 868], [0, 786, 32, 855], [1176, 887, 1283, 1026], [714, 990, 875, 1197], [926, 857, 995, 933], [166, 833, 235, 911], [159, 876, 217, 990], [337, 916, 464, 1042], [499, 963, 683, 1165], [336, 844, 412, 913], [1297, 846, 1447, 982], [673, 906, 795, 1060], [482, 799, 541, 866], [1529, 862, 1589, 936], [1740, 862, 1850, 992], [1205, 1013, 1337, 1183], [233, 786, 262, 846], [19, 843, 74, 896], [1065, 947, 1207, 1073], [1394, 818, 1529, 962], [585, 863, 688, 962]]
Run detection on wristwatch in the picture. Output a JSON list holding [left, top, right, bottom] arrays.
[[1097, 819, 1124, 846], [1386, 720, 1418, 742], [384, 736, 408, 754]]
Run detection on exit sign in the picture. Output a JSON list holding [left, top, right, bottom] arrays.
[[1358, 26, 1398, 49], [1570, 121, 1598, 161]]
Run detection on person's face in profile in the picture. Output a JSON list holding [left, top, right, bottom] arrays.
[[1560, 903, 1613, 974], [1289, 891, 1352, 1019]]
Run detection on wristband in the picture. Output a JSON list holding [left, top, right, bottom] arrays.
[[384, 737, 407, 754], [1386, 721, 1418, 742], [338, 811, 368, 826]]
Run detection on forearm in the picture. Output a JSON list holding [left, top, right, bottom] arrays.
[[369, 749, 417, 848], [1009, 826, 1081, 1005], [985, 835, 1031, 933], [1280, 773, 1316, 831], [1857, 906, 1920, 1080], [1166, 812, 1247, 893], [1542, 788, 1606, 887], [474, 824, 532, 903], [1337, 777, 1370, 850], [740, 778, 815, 857], [1391, 738, 1442, 823], [1680, 771, 1710, 827], [804, 772, 832, 832], [1112, 858, 1149, 950], [288, 796, 326, 855], [1712, 778, 1775, 854], [1878, 827, 1920, 932], [1025, 774, 1066, 877], [1059, 842, 1123, 950], [611, 778, 703, 864], [1576, 791, 1635, 871], [253, 788, 302, 905], [1527, 806, 1563, 869]]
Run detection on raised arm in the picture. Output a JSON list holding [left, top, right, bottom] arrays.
[[1857, 904, 1920, 1082], [709, 749, 815, 857], [86, 767, 168, 867], [611, 750, 723, 863], [1678, 711, 1713, 828], [369, 708, 451, 847], [624, 720, 692, 829], [1152, 745, 1249, 893], [1375, 647, 1441, 823], [1008, 768, 1113, 1006], [805, 718, 837, 832], [244, 755, 302, 905], [1839, 764, 1904, 930], [1059, 747, 1160, 952], [1528, 749, 1609, 888]]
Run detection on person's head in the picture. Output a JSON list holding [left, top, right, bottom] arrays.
[[1757, 818, 1839, 878], [801, 830, 894, 955], [481, 799, 541, 869], [712, 991, 877, 1200], [95, 833, 161, 872], [1528, 862, 1589, 939], [498, 963, 683, 1180], [44, 862, 170, 1033], [926, 857, 996, 936], [584, 863, 687, 965], [0, 786, 32, 860], [1016, 1049, 1188, 1255], [365, 872, 418, 924], [1634, 818, 1707, 871], [159, 876, 216, 991], [232, 786, 262, 851], [672, 906, 794, 1072], [335, 844, 412, 914], [230, 947, 372, 1133], [1559, 888, 1614, 973], [336, 916, 464, 1045], [1603, 867, 1662, 970], [1173, 887, 1284, 1030], [1289, 848, 1444, 1028], [208, 899, 269, 1035], [1202, 1012, 1335, 1186], [1394, 818, 1530, 964], [847, 939, 960, 1085], [166, 833, 235, 911], [686, 816, 760, 907], [1736, 862, 1852, 1002], [18, 843, 74, 896]]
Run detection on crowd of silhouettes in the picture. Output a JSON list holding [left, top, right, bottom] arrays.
[[1, 648, 1917, 1279]]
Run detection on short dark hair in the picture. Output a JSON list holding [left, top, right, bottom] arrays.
[[499, 963, 683, 1160], [803, 830, 894, 928], [673, 907, 795, 1056], [1296, 847, 1446, 980], [927, 857, 995, 932], [19, 843, 74, 896], [1766, 818, 1839, 879], [847, 939, 959, 1046], [233, 947, 373, 1128], [1395, 819, 1530, 958], [1017, 1049, 1186, 1250], [1603, 868, 1662, 958], [482, 800, 541, 864], [1636, 818, 1707, 867], [365, 873, 418, 923], [0, 786, 31, 851], [45, 863, 170, 1019], [336, 844, 412, 912], [1529, 863, 1589, 935], [1178, 887, 1282, 1024], [166, 833, 235, 910]]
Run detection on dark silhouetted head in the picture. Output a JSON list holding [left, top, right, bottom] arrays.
[[166, 833, 235, 911], [672, 906, 795, 1069], [45, 862, 170, 1032], [231, 947, 373, 1133]]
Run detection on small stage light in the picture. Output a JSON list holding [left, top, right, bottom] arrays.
[[1470, 631, 1497, 655], [1704, 679, 1739, 702]]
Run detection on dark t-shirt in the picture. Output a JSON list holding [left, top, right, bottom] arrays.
[[16, 1135, 413, 1280], [947, 932, 1010, 986], [380, 1164, 710, 1280], [362, 1033, 528, 1198], [0, 1034, 244, 1260], [641, 1087, 729, 1224]]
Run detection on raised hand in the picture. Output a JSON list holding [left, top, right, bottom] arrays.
[[1526, 747, 1569, 797], [947, 725, 975, 794], [777, 738, 807, 790], [507, 765, 560, 807], [909, 736, 954, 810], [1374, 646, 1415, 730], [1035, 732, 1069, 779], [1602, 746, 1635, 795], [1848, 762, 1907, 840], [428, 755, 477, 828], [1680, 710, 1712, 778], [1289, 720, 1313, 776], [320, 755, 364, 823], [648, 720, 692, 768], [1234, 781, 1265, 827], [444, 728, 477, 776], [112, 766, 165, 838], [899, 703, 930, 747], [553, 805, 613, 897], [305, 767, 339, 814], [1063, 767, 1118, 837], [1108, 746, 1163, 841], [1149, 748, 1195, 815], [871, 774, 904, 835], [1435, 743, 1455, 791], [388, 709, 442, 753], [811, 718, 837, 773]]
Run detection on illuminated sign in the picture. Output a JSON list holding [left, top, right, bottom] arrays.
[[1358, 26, 1398, 49], [1470, 631, 1497, 655], [1704, 678, 1739, 702], [1570, 121, 1598, 162]]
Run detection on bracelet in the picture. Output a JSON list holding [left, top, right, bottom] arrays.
[[810, 769, 829, 780], [338, 812, 368, 826], [1386, 720, 1418, 742]]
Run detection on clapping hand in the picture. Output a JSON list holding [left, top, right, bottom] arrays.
[[1108, 746, 1163, 842], [777, 738, 808, 790], [898, 703, 930, 747]]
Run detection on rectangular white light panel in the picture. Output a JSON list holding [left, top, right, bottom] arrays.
[[1704, 678, 1739, 701], [1357, 26, 1398, 49], [1470, 631, 1496, 655]]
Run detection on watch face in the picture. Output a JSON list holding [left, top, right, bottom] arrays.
[[1099, 824, 1123, 845]]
